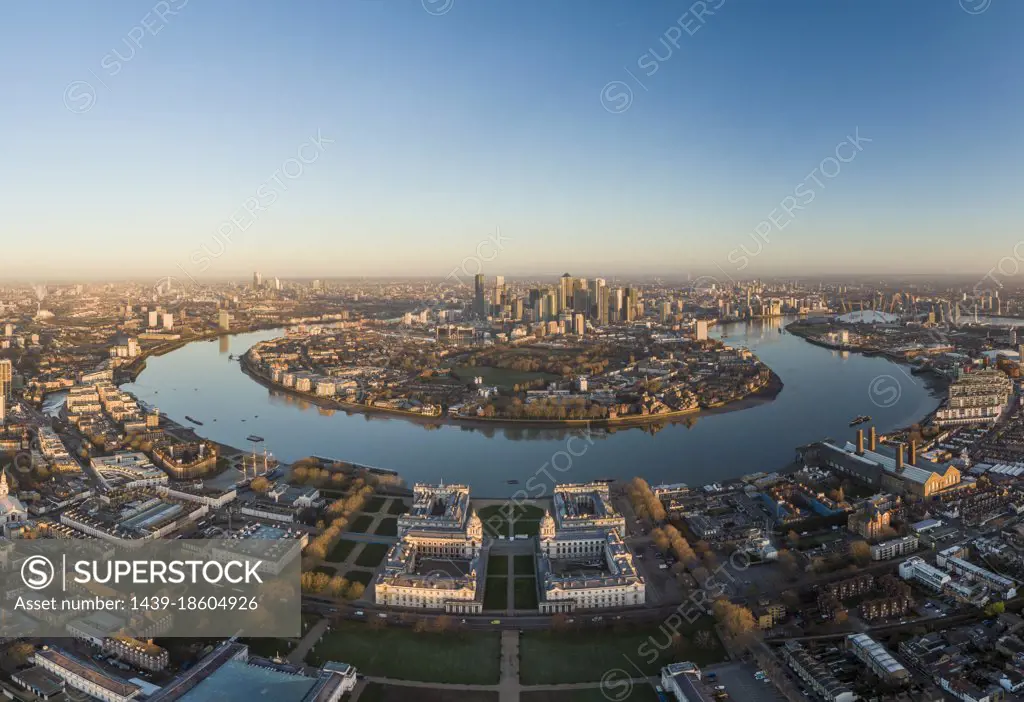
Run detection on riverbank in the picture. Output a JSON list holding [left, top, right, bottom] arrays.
[[120, 324, 281, 382], [240, 350, 784, 432], [120, 320, 945, 495]]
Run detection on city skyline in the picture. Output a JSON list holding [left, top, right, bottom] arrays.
[[3, 0, 1023, 277]]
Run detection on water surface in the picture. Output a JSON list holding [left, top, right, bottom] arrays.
[[122, 318, 942, 496]]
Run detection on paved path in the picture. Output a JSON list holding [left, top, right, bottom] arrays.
[[361, 675, 658, 693], [287, 616, 329, 664], [499, 630, 520, 702]]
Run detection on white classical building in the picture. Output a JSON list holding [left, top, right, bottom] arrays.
[[536, 483, 645, 613], [0, 470, 28, 534], [376, 483, 487, 613]]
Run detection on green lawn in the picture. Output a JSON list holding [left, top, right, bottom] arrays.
[[374, 517, 398, 536], [513, 555, 536, 575], [326, 540, 359, 563], [450, 365, 560, 391], [344, 570, 373, 586], [487, 556, 509, 576], [514, 519, 542, 537], [387, 499, 408, 515], [513, 577, 538, 610], [522, 689, 659, 702], [349, 515, 375, 533], [360, 682, 498, 702], [478, 504, 546, 538], [363, 496, 387, 513], [355, 543, 390, 568], [306, 621, 501, 684], [519, 620, 725, 684], [483, 577, 508, 610]]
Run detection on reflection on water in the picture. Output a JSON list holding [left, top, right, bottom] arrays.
[[122, 318, 943, 496]]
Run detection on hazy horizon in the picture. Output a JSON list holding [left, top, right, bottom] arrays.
[[3, 0, 1023, 279]]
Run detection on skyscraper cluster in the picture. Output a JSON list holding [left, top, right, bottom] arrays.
[[470, 273, 642, 327]]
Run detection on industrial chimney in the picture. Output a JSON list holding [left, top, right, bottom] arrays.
[[869, 426, 877, 451], [895, 443, 904, 472], [909, 440, 917, 466], [856, 429, 864, 455]]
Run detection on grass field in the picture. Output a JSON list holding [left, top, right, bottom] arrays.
[[450, 365, 560, 391], [487, 556, 509, 576], [355, 543, 390, 568], [483, 577, 508, 610], [359, 683, 498, 702], [344, 570, 373, 586], [513, 577, 538, 610], [349, 515, 375, 533], [478, 504, 546, 538], [513, 555, 536, 575], [387, 499, 408, 515], [522, 689, 659, 702], [519, 620, 725, 684], [363, 496, 387, 513], [306, 621, 501, 684], [327, 539, 359, 563], [374, 517, 398, 536]]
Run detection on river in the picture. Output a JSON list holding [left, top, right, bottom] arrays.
[[120, 317, 943, 496]]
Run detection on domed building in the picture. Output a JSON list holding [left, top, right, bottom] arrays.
[[0, 470, 27, 534]]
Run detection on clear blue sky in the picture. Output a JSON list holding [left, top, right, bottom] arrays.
[[2, 0, 1022, 281]]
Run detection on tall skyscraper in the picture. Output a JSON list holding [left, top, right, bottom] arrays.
[[253, 271, 263, 289], [218, 310, 231, 331], [0, 393, 5, 425], [493, 276, 505, 308], [610, 288, 623, 323], [695, 320, 709, 341], [0, 359, 11, 400], [559, 273, 573, 313], [474, 274, 486, 318], [572, 279, 589, 316], [624, 287, 638, 322]]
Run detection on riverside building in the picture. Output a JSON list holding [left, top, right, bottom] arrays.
[[536, 482, 645, 612], [376, 482, 487, 613]]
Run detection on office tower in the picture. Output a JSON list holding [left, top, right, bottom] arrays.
[[0, 359, 11, 400], [661, 301, 671, 323], [253, 271, 263, 289], [573, 279, 590, 316], [596, 284, 609, 326], [273, 277, 281, 291], [695, 320, 709, 341], [162, 313, 174, 330], [3, 323, 11, 337], [148, 310, 159, 328], [218, 310, 231, 331], [574, 313, 585, 336], [0, 393, 5, 425], [494, 276, 505, 308], [513, 298, 524, 320], [545, 291, 557, 321], [624, 287, 638, 322], [474, 274, 486, 318], [610, 288, 623, 323], [559, 273, 573, 313]]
